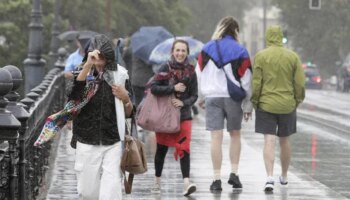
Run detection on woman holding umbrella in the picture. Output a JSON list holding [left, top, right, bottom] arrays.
[[149, 39, 198, 196]]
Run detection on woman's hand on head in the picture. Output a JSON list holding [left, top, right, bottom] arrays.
[[86, 50, 105, 67], [174, 82, 186, 93], [112, 84, 130, 103]]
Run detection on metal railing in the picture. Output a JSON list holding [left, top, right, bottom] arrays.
[[0, 51, 67, 200]]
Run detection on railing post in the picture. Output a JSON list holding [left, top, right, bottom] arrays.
[[48, 0, 61, 69], [0, 68, 21, 199], [55, 47, 67, 70], [4, 65, 30, 200], [23, 0, 46, 94], [20, 97, 35, 112]]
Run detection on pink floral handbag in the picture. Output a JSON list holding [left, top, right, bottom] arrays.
[[136, 91, 180, 133]]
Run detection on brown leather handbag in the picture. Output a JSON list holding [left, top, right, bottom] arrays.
[[120, 116, 147, 194]]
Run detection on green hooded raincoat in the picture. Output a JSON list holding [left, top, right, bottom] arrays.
[[251, 26, 305, 114]]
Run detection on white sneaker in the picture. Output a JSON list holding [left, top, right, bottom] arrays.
[[279, 176, 288, 186], [183, 183, 196, 196], [151, 183, 161, 194], [264, 181, 274, 192]]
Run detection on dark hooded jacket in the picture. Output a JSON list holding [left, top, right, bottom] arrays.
[[69, 34, 130, 145], [150, 59, 198, 121]]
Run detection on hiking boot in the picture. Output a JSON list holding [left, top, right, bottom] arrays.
[[228, 173, 242, 189], [264, 181, 274, 192], [210, 180, 222, 191], [151, 183, 161, 194], [183, 183, 197, 196], [279, 176, 288, 186]]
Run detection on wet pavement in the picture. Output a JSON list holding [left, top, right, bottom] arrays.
[[46, 93, 350, 200]]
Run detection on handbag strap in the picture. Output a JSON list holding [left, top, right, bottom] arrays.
[[125, 106, 138, 137], [215, 40, 224, 68], [215, 40, 229, 78], [124, 173, 134, 194], [215, 40, 242, 84], [121, 133, 135, 194], [130, 114, 138, 137], [122, 111, 137, 194]]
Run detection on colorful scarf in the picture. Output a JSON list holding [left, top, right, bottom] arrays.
[[34, 73, 102, 146], [154, 57, 195, 83]]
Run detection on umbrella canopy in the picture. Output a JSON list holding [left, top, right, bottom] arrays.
[[149, 36, 204, 65], [77, 30, 99, 49], [58, 30, 99, 41], [78, 30, 99, 40], [130, 26, 173, 63], [58, 30, 79, 41]]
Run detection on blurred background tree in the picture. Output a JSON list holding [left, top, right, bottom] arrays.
[[59, 0, 191, 38], [0, 0, 256, 73], [0, 0, 31, 72], [2, 0, 348, 79], [270, 0, 350, 77], [183, 0, 256, 42], [0, 0, 191, 69]]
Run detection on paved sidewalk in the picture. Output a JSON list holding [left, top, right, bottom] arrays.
[[46, 112, 348, 200]]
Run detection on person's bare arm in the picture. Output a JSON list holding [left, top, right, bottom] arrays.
[[77, 50, 102, 81], [112, 84, 133, 117], [64, 71, 74, 79]]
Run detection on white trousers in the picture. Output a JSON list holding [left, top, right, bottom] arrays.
[[75, 141, 122, 200]]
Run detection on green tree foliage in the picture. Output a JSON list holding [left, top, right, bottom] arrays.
[[0, 0, 190, 96], [271, 0, 350, 76], [59, 0, 190, 37], [183, 0, 256, 42], [0, 0, 31, 69], [0, 0, 191, 66]]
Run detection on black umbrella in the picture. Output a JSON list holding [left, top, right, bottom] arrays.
[[78, 30, 99, 40], [130, 26, 172, 63], [58, 30, 79, 41], [58, 30, 99, 41], [77, 31, 99, 49]]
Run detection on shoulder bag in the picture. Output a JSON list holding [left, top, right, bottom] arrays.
[[120, 115, 147, 194], [136, 90, 180, 133], [215, 40, 246, 102]]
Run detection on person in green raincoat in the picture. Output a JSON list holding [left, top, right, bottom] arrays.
[[251, 25, 305, 192]]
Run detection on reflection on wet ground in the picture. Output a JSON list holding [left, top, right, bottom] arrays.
[[124, 113, 349, 200], [244, 111, 350, 199], [46, 110, 349, 199], [291, 121, 350, 198]]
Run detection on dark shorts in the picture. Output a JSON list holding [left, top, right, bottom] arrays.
[[255, 109, 296, 137]]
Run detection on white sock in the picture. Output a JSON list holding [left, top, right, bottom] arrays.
[[155, 177, 161, 185], [280, 176, 288, 182], [231, 164, 238, 174], [214, 170, 221, 180], [267, 176, 274, 182], [184, 178, 190, 187]]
